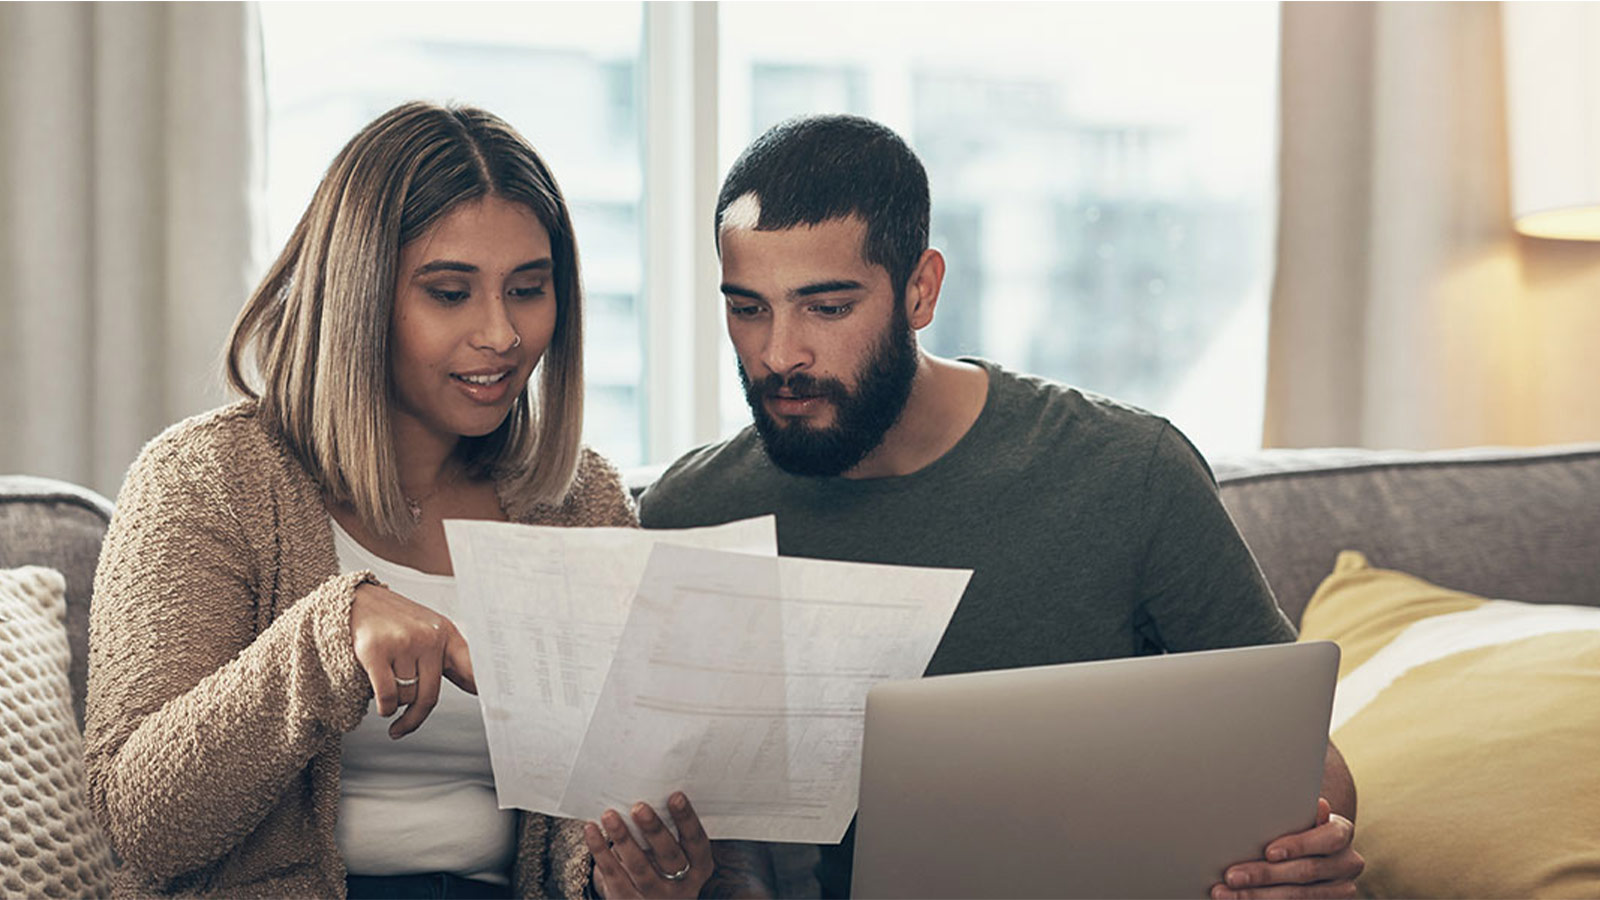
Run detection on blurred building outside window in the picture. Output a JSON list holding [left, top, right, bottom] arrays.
[[719, 2, 1280, 459], [260, 2, 647, 463], [262, 2, 1278, 467]]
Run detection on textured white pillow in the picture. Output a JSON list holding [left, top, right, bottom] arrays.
[[0, 566, 114, 899]]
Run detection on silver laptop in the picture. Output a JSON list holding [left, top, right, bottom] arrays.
[[852, 640, 1339, 899]]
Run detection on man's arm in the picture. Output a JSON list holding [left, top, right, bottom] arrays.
[[1321, 741, 1356, 823], [701, 840, 777, 899]]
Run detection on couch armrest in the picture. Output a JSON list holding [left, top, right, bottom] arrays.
[[0, 474, 116, 730]]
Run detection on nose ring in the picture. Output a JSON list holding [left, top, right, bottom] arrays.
[[510, 333, 521, 349]]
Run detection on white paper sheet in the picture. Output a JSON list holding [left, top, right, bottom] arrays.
[[559, 544, 970, 843], [443, 516, 779, 813]]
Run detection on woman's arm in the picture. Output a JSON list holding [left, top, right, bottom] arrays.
[[85, 439, 372, 883]]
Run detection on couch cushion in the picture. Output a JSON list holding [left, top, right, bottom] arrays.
[[0, 566, 115, 897], [0, 475, 114, 731], [1214, 444, 1600, 625], [1300, 551, 1600, 899]]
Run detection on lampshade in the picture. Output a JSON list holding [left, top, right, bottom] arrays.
[[1502, 3, 1600, 240]]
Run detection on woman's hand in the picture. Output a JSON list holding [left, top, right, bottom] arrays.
[[585, 792, 715, 898], [350, 582, 476, 738]]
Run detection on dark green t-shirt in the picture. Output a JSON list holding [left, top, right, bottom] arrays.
[[637, 358, 1295, 896]]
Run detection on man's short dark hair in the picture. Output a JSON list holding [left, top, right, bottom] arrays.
[[715, 114, 930, 299]]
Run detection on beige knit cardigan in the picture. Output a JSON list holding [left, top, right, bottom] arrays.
[[86, 400, 635, 897]]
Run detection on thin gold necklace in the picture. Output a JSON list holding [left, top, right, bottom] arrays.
[[403, 466, 460, 523]]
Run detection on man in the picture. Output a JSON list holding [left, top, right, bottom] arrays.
[[640, 115, 1363, 900]]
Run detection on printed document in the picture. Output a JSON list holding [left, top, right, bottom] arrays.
[[560, 544, 969, 843], [444, 516, 779, 814], [445, 521, 969, 843]]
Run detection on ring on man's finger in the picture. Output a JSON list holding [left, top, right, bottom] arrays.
[[660, 860, 691, 882], [394, 675, 419, 687]]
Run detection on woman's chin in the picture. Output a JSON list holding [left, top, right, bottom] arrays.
[[456, 411, 514, 439]]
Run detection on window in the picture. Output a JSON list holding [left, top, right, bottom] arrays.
[[261, 2, 647, 463], [262, 2, 1279, 464], [719, 3, 1280, 456]]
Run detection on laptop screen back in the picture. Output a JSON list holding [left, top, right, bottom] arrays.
[[852, 640, 1339, 899]]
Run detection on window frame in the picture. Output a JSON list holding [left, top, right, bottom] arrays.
[[641, 3, 726, 463]]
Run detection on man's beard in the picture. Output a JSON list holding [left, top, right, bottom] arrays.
[[740, 307, 920, 477]]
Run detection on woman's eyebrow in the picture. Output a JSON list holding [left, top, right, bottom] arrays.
[[413, 258, 553, 277], [414, 260, 476, 276]]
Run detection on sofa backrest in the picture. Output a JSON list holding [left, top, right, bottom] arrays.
[[12, 444, 1600, 733], [1213, 444, 1600, 626], [0, 475, 114, 731]]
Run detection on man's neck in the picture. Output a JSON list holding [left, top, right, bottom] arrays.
[[843, 353, 989, 480]]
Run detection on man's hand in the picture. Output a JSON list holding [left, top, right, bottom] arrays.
[[1210, 797, 1364, 899]]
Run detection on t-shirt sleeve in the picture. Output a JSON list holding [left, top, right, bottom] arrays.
[[635, 477, 674, 528], [636, 452, 719, 530], [1132, 423, 1297, 652]]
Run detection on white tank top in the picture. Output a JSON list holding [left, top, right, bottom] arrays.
[[330, 516, 517, 883]]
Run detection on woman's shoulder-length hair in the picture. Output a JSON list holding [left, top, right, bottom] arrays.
[[225, 100, 584, 538]]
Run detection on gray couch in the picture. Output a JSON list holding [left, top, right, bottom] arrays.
[[4, 440, 1599, 895], [1212, 442, 1600, 623], [0, 474, 114, 733]]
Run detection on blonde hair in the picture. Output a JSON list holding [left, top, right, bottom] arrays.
[[226, 101, 585, 539]]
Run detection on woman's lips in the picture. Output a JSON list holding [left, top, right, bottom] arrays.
[[451, 369, 514, 404]]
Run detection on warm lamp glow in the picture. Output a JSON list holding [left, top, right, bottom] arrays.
[[1502, 4, 1600, 241], [1514, 208, 1600, 242]]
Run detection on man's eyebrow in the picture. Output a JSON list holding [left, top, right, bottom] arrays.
[[719, 279, 866, 301], [794, 279, 865, 297], [720, 283, 764, 300]]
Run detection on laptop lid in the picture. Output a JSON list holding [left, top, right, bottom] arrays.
[[852, 640, 1339, 899]]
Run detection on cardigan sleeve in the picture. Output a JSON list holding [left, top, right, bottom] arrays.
[[565, 447, 640, 529], [84, 434, 374, 884], [512, 448, 638, 898]]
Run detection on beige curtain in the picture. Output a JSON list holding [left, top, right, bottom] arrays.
[[0, 2, 265, 497], [1266, 1, 1600, 450]]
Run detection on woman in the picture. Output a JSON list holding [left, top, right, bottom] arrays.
[[85, 102, 714, 899]]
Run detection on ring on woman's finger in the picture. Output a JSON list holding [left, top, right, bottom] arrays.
[[660, 860, 691, 882], [394, 675, 419, 687]]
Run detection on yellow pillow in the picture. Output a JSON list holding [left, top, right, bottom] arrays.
[[1300, 551, 1600, 899]]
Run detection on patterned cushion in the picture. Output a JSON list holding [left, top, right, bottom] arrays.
[[0, 566, 115, 898]]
